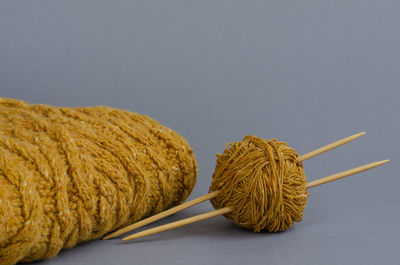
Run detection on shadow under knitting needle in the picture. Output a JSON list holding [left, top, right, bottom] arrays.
[[117, 214, 284, 245]]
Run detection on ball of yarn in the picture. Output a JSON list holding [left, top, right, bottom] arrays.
[[209, 135, 309, 232], [0, 98, 197, 265]]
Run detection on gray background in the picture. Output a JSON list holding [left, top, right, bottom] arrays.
[[1, 0, 399, 264]]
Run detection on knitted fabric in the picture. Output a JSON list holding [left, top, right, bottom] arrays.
[[209, 135, 308, 232], [0, 98, 197, 264]]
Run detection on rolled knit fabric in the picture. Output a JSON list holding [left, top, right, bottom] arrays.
[[0, 98, 197, 264]]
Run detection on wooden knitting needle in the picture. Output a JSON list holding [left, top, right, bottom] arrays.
[[122, 159, 389, 241], [305, 159, 389, 188], [122, 208, 233, 241], [296, 131, 365, 162], [104, 132, 365, 239], [103, 191, 219, 240]]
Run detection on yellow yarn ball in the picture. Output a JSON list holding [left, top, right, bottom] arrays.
[[209, 135, 309, 232], [0, 98, 197, 265]]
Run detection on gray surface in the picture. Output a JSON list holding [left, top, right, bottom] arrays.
[[1, 1, 399, 264]]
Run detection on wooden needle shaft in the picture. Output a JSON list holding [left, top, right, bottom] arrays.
[[297, 132, 365, 162], [122, 207, 232, 241], [122, 159, 389, 241], [306, 159, 389, 188], [103, 191, 220, 239]]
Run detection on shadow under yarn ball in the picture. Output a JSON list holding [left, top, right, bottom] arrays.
[[209, 135, 309, 232]]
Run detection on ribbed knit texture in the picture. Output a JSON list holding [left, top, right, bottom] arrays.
[[0, 98, 197, 264]]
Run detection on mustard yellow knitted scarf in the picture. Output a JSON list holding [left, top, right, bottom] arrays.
[[0, 98, 197, 264]]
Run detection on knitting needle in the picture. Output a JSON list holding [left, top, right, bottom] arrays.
[[122, 208, 232, 241], [305, 159, 389, 188], [103, 191, 219, 240], [104, 132, 365, 239], [296, 131, 365, 162], [122, 159, 388, 241]]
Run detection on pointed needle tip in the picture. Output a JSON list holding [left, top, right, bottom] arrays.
[[102, 233, 116, 240], [353, 131, 366, 138]]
